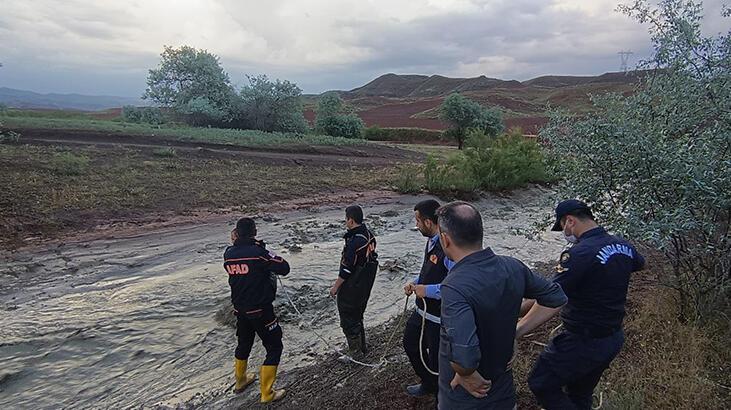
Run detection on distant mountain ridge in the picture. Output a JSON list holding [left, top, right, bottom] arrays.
[[342, 70, 643, 98], [0, 87, 144, 111]]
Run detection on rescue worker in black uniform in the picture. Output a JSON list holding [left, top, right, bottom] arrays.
[[329, 205, 378, 360], [224, 217, 290, 403], [517, 200, 646, 409], [402, 199, 453, 397]]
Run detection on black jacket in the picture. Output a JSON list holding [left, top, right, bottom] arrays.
[[224, 238, 290, 312], [338, 224, 377, 280], [415, 237, 449, 318], [554, 226, 645, 337]]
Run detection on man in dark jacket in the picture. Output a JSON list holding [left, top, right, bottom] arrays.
[[402, 199, 453, 397], [518, 200, 646, 409], [436, 202, 567, 409], [224, 217, 290, 403], [329, 205, 378, 360]]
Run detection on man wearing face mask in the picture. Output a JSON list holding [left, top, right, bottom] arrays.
[[518, 199, 646, 410], [330, 205, 378, 360]]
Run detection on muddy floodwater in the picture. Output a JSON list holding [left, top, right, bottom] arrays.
[[0, 189, 566, 409]]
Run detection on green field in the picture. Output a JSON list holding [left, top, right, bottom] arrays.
[[1, 111, 367, 147]]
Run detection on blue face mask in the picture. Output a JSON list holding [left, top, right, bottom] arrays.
[[564, 232, 578, 244]]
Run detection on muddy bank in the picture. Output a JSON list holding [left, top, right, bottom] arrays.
[[8, 127, 424, 164], [0, 188, 565, 409]]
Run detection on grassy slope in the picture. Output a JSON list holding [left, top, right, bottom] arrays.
[[1, 115, 366, 147]]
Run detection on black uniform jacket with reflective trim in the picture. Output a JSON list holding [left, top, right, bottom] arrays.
[[224, 238, 290, 312], [338, 224, 377, 281]]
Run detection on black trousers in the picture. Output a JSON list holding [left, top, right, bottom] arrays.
[[235, 304, 283, 365], [403, 311, 440, 392], [528, 329, 624, 410], [337, 261, 378, 351]]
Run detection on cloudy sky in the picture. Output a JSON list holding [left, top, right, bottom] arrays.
[[0, 0, 727, 96]]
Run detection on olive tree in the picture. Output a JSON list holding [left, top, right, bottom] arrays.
[[144, 45, 236, 125], [542, 0, 730, 322], [237, 75, 308, 133], [439, 93, 504, 149]]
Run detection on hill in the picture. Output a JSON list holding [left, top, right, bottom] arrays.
[[0, 87, 144, 111], [304, 71, 644, 134]]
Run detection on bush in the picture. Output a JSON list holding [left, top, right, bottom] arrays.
[[0, 120, 21, 144], [315, 93, 364, 139], [316, 114, 363, 139], [424, 154, 480, 197], [364, 126, 443, 142], [463, 129, 551, 190], [542, 0, 731, 322], [152, 147, 177, 157], [122, 106, 165, 124], [50, 152, 89, 175], [392, 164, 423, 193], [420, 130, 551, 196]]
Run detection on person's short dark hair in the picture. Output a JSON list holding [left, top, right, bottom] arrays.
[[436, 201, 483, 248], [414, 199, 441, 224], [236, 217, 257, 238], [566, 207, 594, 221], [345, 205, 364, 224]]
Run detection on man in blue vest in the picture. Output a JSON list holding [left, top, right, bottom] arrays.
[[402, 199, 454, 398], [518, 199, 646, 409]]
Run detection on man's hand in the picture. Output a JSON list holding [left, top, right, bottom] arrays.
[[403, 282, 415, 296], [330, 277, 345, 298], [414, 284, 427, 299], [450, 371, 491, 398]]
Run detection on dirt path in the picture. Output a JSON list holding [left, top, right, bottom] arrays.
[[10, 127, 423, 166]]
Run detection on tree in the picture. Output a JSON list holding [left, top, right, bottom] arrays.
[[143, 45, 236, 125], [542, 0, 730, 322], [237, 75, 308, 133], [439, 93, 504, 149], [315, 93, 364, 139]]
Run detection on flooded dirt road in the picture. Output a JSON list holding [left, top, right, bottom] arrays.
[[0, 188, 566, 409]]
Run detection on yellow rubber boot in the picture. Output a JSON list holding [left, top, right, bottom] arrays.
[[234, 359, 256, 393], [260, 365, 286, 403]]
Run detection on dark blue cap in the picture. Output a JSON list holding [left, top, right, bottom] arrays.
[[551, 199, 590, 231]]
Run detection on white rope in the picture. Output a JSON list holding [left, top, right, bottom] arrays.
[[416, 295, 439, 376]]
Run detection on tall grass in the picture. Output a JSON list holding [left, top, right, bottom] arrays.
[[0, 115, 367, 147]]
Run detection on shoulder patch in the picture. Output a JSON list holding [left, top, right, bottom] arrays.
[[555, 251, 570, 273]]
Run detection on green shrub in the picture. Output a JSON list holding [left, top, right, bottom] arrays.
[[152, 147, 177, 157], [543, 0, 731, 321], [464, 129, 551, 190], [50, 152, 89, 175], [122, 106, 165, 124], [392, 164, 423, 193], [424, 154, 480, 196], [364, 126, 442, 142], [317, 114, 364, 139], [315, 93, 364, 139], [0, 121, 21, 144], [421, 130, 551, 196]]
